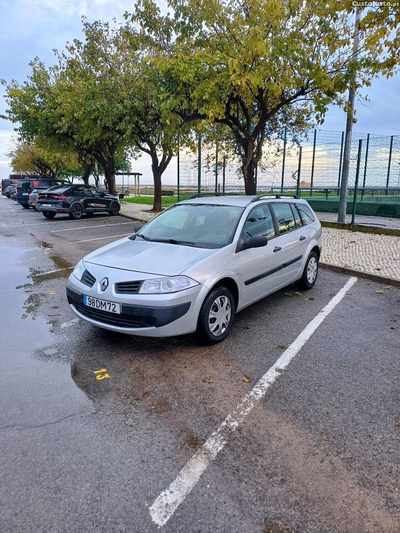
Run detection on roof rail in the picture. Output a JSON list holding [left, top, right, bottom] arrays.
[[187, 192, 241, 200], [250, 194, 300, 202]]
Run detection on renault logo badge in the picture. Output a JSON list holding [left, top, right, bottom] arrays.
[[99, 277, 109, 292]]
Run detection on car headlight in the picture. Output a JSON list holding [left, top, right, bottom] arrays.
[[72, 259, 86, 281], [139, 276, 199, 294]]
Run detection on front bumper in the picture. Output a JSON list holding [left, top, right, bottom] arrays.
[[66, 271, 208, 337]]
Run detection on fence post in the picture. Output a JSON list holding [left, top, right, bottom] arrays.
[[386, 135, 394, 195], [281, 126, 287, 192], [254, 162, 258, 194], [177, 137, 180, 201], [310, 129, 317, 197], [215, 143, 218, 194], [222, 155, 226, 194], [296, 146, 302, 197], [337, 131, 345, 196], [361, 133, 369, 200], [351, 139, 363, 225], [197, 134, 202, 195]]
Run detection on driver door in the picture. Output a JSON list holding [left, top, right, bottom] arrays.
[[233, 203, 285, 307]]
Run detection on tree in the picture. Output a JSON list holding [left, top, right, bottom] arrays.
[[133, 0, 400, 194], [8, 140, 84, 180]]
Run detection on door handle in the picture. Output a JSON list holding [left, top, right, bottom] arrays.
[[299, 236, 306, 241], [273, 246, 282, 252]]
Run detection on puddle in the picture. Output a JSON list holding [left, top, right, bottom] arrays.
[[21, 293, 41, 319]]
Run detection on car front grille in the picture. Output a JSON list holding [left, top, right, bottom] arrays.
[[115, 280, 143, 294], [81, 269, 96, 287], [75, 302, 147, 328]]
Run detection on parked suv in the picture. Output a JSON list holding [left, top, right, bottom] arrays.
[[67, 194, 322, 343], [36, 184, 120, 219]]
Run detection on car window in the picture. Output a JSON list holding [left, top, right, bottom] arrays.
[[137, 204, 245, 249], [90, 187, 103, 197], [297, 203, 315, 225], [73, 186, 89, 196], [271, 203, 296, 235], [290, 204, 302, 227], [243, 204, 275, 239]]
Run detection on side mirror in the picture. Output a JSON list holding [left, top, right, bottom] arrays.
[[134, 224, 144, 233], [237, 235, 268, 252]]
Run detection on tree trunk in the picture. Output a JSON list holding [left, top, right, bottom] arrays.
[[82, 161, 95, 185], [242, 139, 256, 195], [152, 168, 162, 212], [103, 156, 116, 195]]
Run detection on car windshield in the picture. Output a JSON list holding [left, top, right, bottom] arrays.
[[134, 203, 245, 249]]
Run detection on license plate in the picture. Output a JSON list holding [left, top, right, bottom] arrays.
[[83, 295, 121, 314], [42, 204, 52, 207], [22, 193, 29, 196]]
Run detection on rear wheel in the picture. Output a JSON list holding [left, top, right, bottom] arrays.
[[295, 251, 319, 290], [69, 203, 83, 220], [43, 211, 56, 219], [108, 201, 120, 216], [197, 287, 235, 343], [22, 203, 29, 209]]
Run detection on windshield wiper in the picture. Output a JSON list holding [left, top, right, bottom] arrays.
[[135, 234, 153, 242], [157, 238, 197, 247]]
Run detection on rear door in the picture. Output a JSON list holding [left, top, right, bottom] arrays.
[[270, 202, 309, 283], [233, 203, 286, 306]]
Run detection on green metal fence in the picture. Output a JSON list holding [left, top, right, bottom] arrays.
[[177, 130, 400, 222]]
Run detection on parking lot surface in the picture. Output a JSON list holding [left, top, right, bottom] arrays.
[[0, 197, 399, 533]]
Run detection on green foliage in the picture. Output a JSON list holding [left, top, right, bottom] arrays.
[[131, 0, 400, 193]]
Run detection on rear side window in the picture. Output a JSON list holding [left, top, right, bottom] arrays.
[[243, 204, 275, 239], [297, 203, 315, 225], [271, 203, 296, 235], [290, 204, 302, 227]]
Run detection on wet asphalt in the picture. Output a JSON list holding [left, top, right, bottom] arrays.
[[0, 197, 399, 533]]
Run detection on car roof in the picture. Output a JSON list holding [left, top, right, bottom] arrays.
[[181, 195, 309, 207]]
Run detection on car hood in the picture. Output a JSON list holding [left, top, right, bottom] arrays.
[[84, 237, 218, 276]]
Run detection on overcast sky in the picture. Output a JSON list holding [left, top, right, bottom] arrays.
[[1, 0, 399, 185]]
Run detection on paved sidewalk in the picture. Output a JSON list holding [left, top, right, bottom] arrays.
[[120, 201, 155, 222], [321, 227, 400, 281]]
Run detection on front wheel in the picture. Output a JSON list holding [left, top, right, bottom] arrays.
[[69, 203, 83, 220], [43, 211, 56, 219], [197, 287, 235, 344], [108, 201, 120, 216], [295, 251, 319, 290]]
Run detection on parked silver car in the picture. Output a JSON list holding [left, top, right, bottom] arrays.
[[66, 195, 322, 343]]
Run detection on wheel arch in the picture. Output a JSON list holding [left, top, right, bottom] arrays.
[[205, 277, 239, 311]]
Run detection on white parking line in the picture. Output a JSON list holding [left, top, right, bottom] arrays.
[[50, 221, 135, 233], [149, 276, 358, 527], [74, 233, 132, 244]]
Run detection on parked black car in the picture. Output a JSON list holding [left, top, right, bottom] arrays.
[[36, 184, 121, 219]]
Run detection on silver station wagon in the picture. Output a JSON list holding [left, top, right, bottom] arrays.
[[66, 195, 322, 343]]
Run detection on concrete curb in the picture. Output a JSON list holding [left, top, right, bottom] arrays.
[[320, 220, 400, 237], [320, 261, 400, 287]]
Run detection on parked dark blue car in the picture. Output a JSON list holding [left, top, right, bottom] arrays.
[[16, 178, 70, 208]]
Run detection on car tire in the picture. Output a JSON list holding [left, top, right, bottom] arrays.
[[108, 201, 120, 216], [69, 203, 84, 220], [22, 203, 29, 209], [197, 287, 235, 344], [295, 251, 319, 290], [43, 211, 56, 219]]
